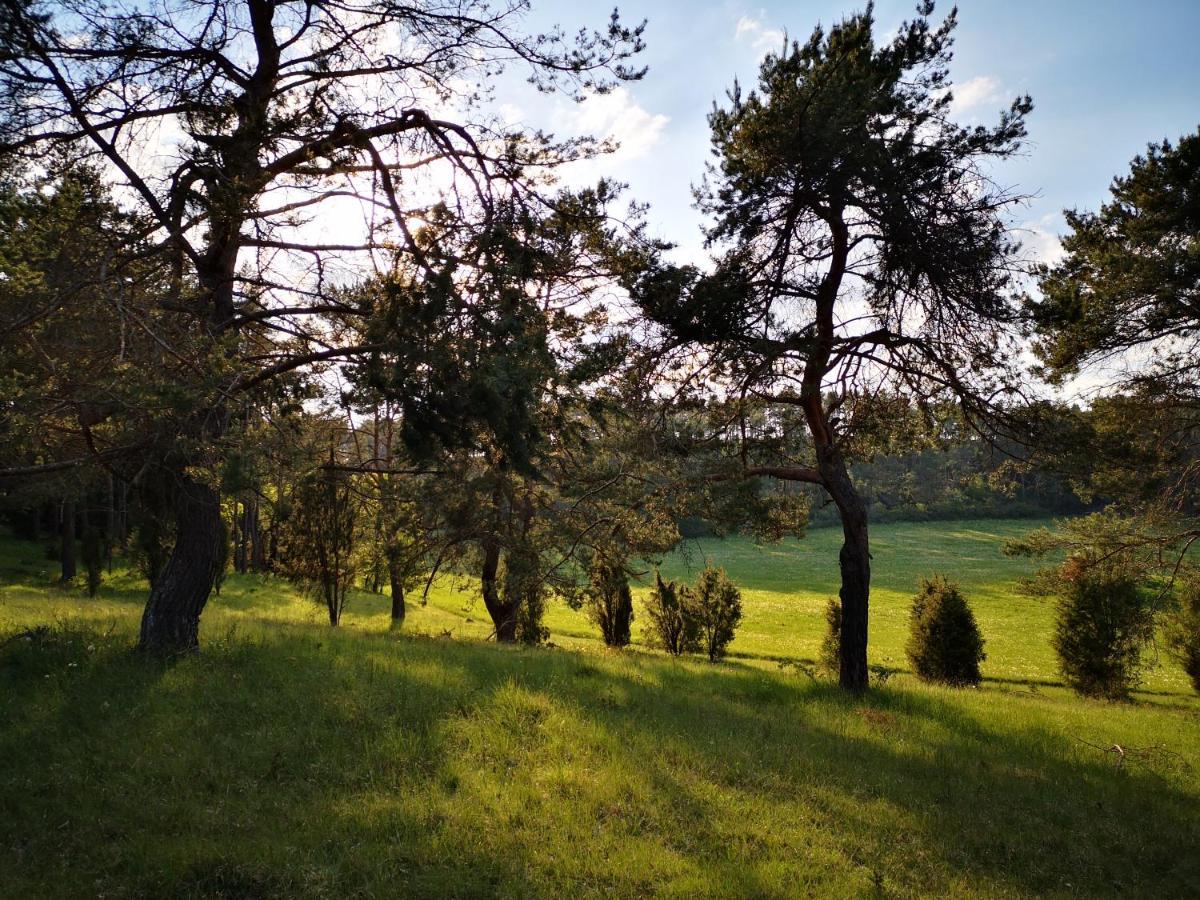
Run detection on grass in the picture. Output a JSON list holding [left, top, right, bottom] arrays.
[[2, 520, 1198, 897]]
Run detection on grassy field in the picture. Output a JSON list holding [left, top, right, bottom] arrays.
[[2, 520, 1198, 897]]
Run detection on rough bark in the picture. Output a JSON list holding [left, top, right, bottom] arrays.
[[389, 570, 406, 625], [480, 536, 518, 642], [137, 475, 223, 655]]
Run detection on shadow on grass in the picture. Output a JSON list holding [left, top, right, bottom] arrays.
[[2, 619, 1197, 898]]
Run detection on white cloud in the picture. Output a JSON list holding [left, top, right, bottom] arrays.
[[735, 15, 786, 57], [1020, 214, 1066, 267], [951, 75, 1004, 116], [563, 87, 669, 165]]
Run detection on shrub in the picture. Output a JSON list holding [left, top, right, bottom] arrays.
[[692, 567, 742, 661], [644, 573, 699, 656], [80, 525, 103, 598], [502, 549, 549, 646], [513, 590, 550, 646], [818, 597, 841, 677], [1053, 569, 1151, 699], [1165, 578, 1200, 694], [586, 560, 634, 648], [905, 575, 986, 686]]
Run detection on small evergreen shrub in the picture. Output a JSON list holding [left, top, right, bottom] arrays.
[[645, 573, 699, 656], [905, 575, 986, 686], [818, 597, 841, 677], [1053, 569, 1151, 699], [80, 525, 103, 598], [692, 567, 742, 662], [513, 590, 550, 645], [503, 551, 549, 646], [1165, 577, 1200, 694], [586, 561, 634, 648]]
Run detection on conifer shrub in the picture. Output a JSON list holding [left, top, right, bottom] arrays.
[[513, 591, 550, 646], [818, 597, 841, 677], [586, 560, 634, 648], [503, 550, 549, 646], [905, 575, 986, 686], [1164, 577, 1200, 694], [644, 573, 699, 656], [692, 566, 742, 662], [1053, 569, 1151, 699], [80, 525, 103, 598]]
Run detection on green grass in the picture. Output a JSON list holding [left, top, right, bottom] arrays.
[[2, 520, 1198, 898]]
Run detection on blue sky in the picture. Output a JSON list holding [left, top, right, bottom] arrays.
[[520, 0, 1200, 265]]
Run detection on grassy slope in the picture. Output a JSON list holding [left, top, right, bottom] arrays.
[[2, 520, 1198, 898]]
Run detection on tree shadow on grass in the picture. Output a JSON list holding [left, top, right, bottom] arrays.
[[1, 626, 1198, 898]]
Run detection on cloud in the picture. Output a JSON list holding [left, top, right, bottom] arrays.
[[735, 15, 786, 56], [564, 87, 669, 164], [951, 75, 1005, 116], [1020, 214, 1066, 267]]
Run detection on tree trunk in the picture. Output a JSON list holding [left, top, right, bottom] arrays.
[[60, 499, 76, 582], [389, 567, 405, 626], [248, 495, 266, 571], [480, 536, 518, 641], [818, 449, 871, 692], [137, 475, 222, 656]]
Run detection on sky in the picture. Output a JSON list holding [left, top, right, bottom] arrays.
[[513, 0, 1200, 267]]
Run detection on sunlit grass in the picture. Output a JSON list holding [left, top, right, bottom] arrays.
[[2, 522, 1198, 897]]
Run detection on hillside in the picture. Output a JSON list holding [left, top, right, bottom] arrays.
[[2, 523, 1199, 897]]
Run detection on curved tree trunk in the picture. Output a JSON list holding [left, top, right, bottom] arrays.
[[137, 475, 222, 656], [480, 537, 519, 642], [818, 448, 870, 692]]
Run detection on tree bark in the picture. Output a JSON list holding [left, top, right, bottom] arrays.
[[817, 446, 871, 692], [137, 475, 223, 655], [389, 566, 406, 626], [59, 499, 76, 582], [480, 536, 518, 641]]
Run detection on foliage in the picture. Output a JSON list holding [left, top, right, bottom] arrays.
[[818, 598, 842, 678], [1027, 128, 1200, 584], [281, 463, 361, 627], [691, 567, 743, 662], [1165, 577, 1200, 694], [585, 560, 634, 648], [905, 576, 986, 687], [1031, 129, 1200, 391], [1053, 569, 1153, 700], [644, 573, 700, 656]]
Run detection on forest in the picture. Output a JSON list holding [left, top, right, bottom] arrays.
[[1, 1, 1197, 896]]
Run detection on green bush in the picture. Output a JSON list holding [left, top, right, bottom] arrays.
[[905, 575, 986, 686], [818, 598, 841, 677], [644, 573, 699, 656], [586, 560, 634, 648], [1053, 569, 1151, 699], [1165, 578, 1200, 694], [80, 525, 103, 598], [692, 567, 742, 661]]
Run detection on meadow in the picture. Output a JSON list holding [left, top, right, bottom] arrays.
[[2, 519, 1198, 898]]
